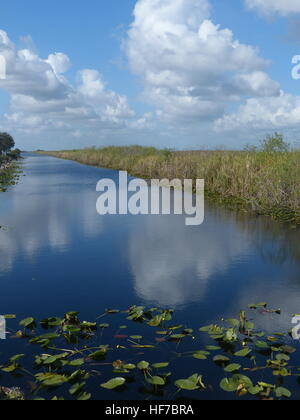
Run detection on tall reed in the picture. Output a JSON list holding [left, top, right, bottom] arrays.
[[39, 146, 300, 224]]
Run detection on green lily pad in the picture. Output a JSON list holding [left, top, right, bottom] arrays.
[[137, 361, 150, 370], [213, 355, 230, 363], [152, 362, 169, 369], [101, 377, 126, 390], [224, 364, 241, 373], [275, 387, 291, 398], [234, 348, 251, 357]]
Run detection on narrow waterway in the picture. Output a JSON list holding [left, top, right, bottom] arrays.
[[1, 153, 300, 399]]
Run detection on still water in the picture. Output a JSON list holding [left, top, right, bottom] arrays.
[[1, 153, 300, 399]]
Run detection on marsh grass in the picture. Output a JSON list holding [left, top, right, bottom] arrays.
[[39, 145, 300, 224], [0, 160, 20, 192]]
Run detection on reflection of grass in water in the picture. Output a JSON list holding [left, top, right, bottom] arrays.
[[0, 304, 298, 400], [0, 162, 21, 230], [0, 162, 21, 193], [211, 208, 300, 264], [38, 140, 300, 225]]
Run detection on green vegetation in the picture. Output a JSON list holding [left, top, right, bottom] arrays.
[[39, 133, 300, 224], [1, 303, 299, 400], [0, 132, 21, 192], [0, 132, 15, 155]]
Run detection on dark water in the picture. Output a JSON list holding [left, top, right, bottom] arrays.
[[1, 153, 300, 400]]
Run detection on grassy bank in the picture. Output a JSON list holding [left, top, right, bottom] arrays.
[[39, 142, 300, 224], [0, 158, 21, 192]]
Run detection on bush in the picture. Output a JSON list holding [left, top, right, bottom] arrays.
[[260, 133, 290, 153], [8, 149, 21, 160]]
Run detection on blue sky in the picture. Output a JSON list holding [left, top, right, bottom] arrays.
[[1, 0, 300, 150]]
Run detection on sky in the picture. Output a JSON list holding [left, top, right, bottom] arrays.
[[1, 0, 300, 150]]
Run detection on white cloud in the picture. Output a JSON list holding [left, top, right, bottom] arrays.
[[125, 0, 280, 123], [0, 30, 135, 138], [215, 91, 300, 132], [246, 0, 300, 16], [46, 53, 71, 74]]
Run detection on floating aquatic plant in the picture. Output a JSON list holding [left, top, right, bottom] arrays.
[[0, 304, 299, 400]]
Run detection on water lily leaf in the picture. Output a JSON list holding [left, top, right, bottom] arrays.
[[77, 392, 91, 400], [69, 381, 86, 396], [9, 354, 24, 362], [2, 364, 18, 373], [257, 381, 275, 388], [213, 355, 230, 363], [99, 323, 109, 329], [193, 351, 209, 360], [156, 331, 168, 335], [19, 317, 35, 329], [253, 331, 265, 338], [248, 385, 264, 395], [276, 353, 290, 362], [69, 358, 85, 367], [123, 364, 136, 370], [183, 329, 194, 334], [175, 379, 199, 391], [131, 344, 155, 349], [149, 376, 165, 386], [227, 319, 240, 327], [106, 309, 120, 314], [220, 378, 238, 392], [199, 325, 212, 332], [175, 374, 205, 391], [220, 375, 253, 393], [40, 317, 62, 327], [280, 345, 296, 354], [205, 346, 221, 351], [41, 374, 68, 387], [169, 334, 185, 340], [245, 321, 254, 330], [4, 314, 16, 319], [137, 361, 150, 370], [275, 387, 291, 398], [168, 325, 183, 331], [224, 328, 238, 342], [148, 315, 163, 327], [101, 377, 126, 390], [88, 348, 108, 360], [224, 364, 241, 373], [255, 341, 269, 349], [43, 355, 60, 365], [234, 348, 251, 357], [152, 362, 169, 369], [248, 303, 267, 309], [273, 368, 290, 377]]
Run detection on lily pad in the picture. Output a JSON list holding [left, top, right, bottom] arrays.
[[101, 377, 126, 390]]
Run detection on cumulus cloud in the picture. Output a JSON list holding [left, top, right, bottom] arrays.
[[125, 0, 280, 123], [0, 30, 135, 138], [246, 0, 300, 16], [214, 91, 300, 132]]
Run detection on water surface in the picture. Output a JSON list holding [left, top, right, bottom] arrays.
[[1, 153, 300, 399]]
